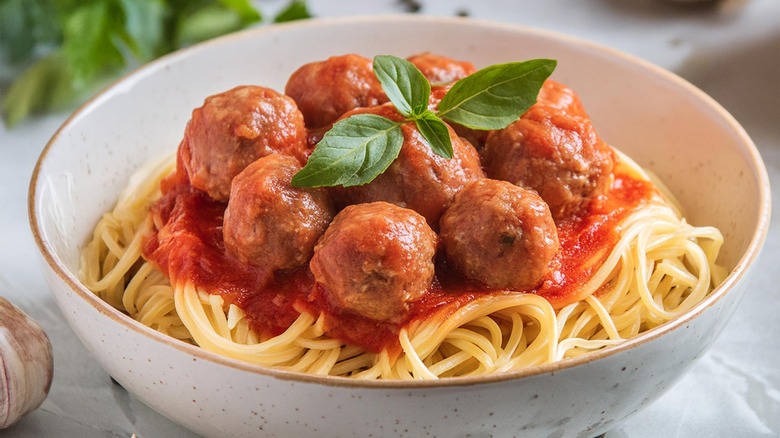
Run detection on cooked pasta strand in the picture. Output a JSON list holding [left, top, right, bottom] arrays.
[[79, 151, 725, 379]]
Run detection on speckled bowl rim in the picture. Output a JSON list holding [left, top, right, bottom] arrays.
[[28, 15, 772, 389]]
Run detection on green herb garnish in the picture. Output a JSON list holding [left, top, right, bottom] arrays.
[[291, 114, 404, 188], [414, 111, 453, 158], [292, 55, 556, 188], [274, 0, 313, 23], [437, 59, 557, 130], [372, 55, 430, 118], [0, 0, 312, 127]]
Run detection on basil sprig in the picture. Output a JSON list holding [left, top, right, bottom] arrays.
[[291, 114, 403, 187], [437, 59, 557, 130], [291, 55, 556, 188], [414, 112, 452, 159], [373, 54, 430, 118]]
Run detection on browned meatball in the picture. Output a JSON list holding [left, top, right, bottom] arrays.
[[481, 104, 614, 221], [537, 79, 588, 118], [440, 179, 559, 290], [181, 85, 308, 201], [223, 154, 334, 273], [284, 54, 389, 129], [330, 104, 485, 227], [310, 202, 436, 323], [407, 52, 476, 85], [428, 84, 450, 110]]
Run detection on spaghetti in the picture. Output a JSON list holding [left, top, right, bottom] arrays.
[[79, 150, 725, 379]]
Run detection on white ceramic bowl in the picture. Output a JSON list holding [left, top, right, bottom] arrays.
[[29, 16, 770, 437]]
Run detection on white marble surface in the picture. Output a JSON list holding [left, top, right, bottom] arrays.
[[1, 0, 778, 436]]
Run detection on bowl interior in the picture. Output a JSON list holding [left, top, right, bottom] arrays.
[[31, 16, 769, 375]]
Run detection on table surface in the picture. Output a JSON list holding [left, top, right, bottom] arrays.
[[1, 1, 778, 436]]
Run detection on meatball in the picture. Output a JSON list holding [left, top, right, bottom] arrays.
[[284, 54, 389, 129], [440, 179, 559, 290], [310, 202, 436, 323], [481, 104, 614, 221], [428, 84, 451, 110], [223, 154, 334, 273], [181, 85, 308, 201], [407, 52, 476, 85], [537, 79, 588, 118], [451, 120, 489, 151], [330, 104, 485, 227]]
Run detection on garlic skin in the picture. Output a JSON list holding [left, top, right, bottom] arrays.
[[0, 296, 54, 429]]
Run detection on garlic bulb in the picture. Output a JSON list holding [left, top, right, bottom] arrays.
[[0, 296, 53, 429]]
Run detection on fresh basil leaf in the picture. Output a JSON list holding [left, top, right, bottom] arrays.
[[373, 55, 430, 118], [0, 0, 36, 63], [415, 111, 453, 159], [437, 59, 556, 130], [62, 1, 126, 85], [1, 53, 78, 127], [117, 0, 167, 61], [217, 0, 262, 22], [274, 0, 312, 23], [2, 56, 55, 126], [0, 0, 264, 127], [0, 0, 61, 64], [292, 114, 403, 188], [174, 0, 261, 48], [175, 4, 245, 47]]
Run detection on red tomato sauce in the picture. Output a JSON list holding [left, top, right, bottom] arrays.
[[143, 169, 655, 354]]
